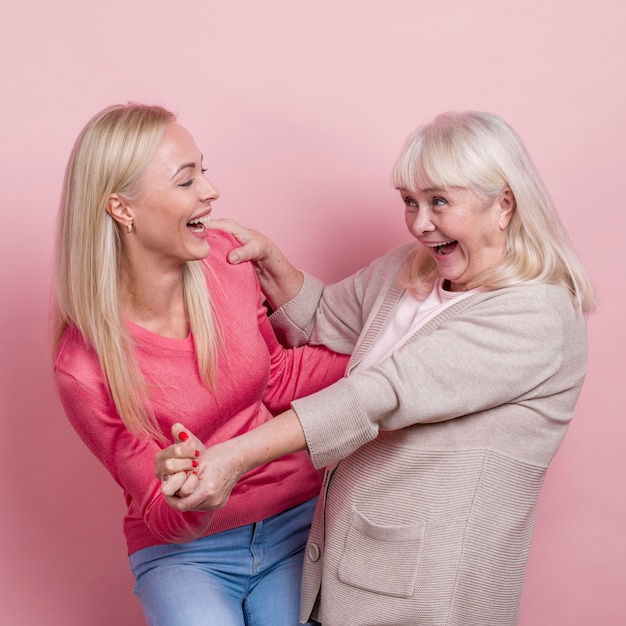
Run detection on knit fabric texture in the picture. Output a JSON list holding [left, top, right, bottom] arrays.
[[54, 230, 349, 555], [270, 243, 588, 626]]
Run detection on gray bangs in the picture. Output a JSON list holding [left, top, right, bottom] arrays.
[[393, 141, 478, 193], [393, 114, 506, 199]]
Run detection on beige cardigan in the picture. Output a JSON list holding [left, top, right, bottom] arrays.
[[270, 244, 588, 626]]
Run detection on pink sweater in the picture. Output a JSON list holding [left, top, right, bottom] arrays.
[[54, 230, 348, 555]]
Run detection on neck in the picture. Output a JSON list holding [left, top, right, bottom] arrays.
[[118, 256, 189, 339]]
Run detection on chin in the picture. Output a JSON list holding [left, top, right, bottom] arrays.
[[191, 242, 211, 260]]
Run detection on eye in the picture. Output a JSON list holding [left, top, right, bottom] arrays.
[[178, 179, 194, 188], [432, 196, 448, 209], [403, 196, 418, 209], [201, 167, 208, 175]]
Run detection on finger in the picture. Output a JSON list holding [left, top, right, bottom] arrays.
[[155, 443, 197, 465], [206, 219, 264, 265], [154, 447, 198, 489], [164, 493, 199, 511], [160, 470, 188, 497], [164, 491, 223, 513], [165, 497, 218, 513], [176, 470, 199, 498], [155, 455, 197, 480], [171, 423, 206, 451], [206, 218, 249, 240]]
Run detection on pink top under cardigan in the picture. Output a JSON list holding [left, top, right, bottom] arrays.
[[54, 230, 349, 555]]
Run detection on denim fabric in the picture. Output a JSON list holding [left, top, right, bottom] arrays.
[[129, 498, 317, 626]]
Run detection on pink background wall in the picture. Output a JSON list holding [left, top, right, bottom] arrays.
[[1, 1, 624, 624]]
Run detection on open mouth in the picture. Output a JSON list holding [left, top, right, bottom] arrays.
[[187, 214, 211, 233], [426, 240, 458, 256]]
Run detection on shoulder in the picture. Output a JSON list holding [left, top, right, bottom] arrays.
[[201, 228, 261, 301], [54, 326, 105, 391], [371, 243, 416, 273], [350, 242, 416, 289], [476, 283, 583, 317], [202, 229, 257, 280], [55, 326, 95, 370], [206, 227, 240, 251], [204, 229, 243, 270], [465, 283, 587, 344]]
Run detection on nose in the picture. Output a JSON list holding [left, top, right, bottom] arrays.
[[200, 176, 220, 203], [407, 207, 435, 237]]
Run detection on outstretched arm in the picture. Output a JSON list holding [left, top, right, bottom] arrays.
[[207, 219, 303, 310], [156, 410, 307, 512]]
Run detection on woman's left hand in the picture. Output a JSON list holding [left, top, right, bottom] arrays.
[[155, 423, 205, 497]]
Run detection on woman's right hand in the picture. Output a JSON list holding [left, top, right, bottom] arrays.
[[207, 218, 277, 267], [157, 431, 249, 512], [159, 410, 308, 512], [207, 218, 304, 309]]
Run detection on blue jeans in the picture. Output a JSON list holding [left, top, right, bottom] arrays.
[[129, 498, 316, 626]]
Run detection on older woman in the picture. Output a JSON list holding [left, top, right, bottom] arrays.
[[52, 103, 348, 626], [158, 111, 594, 626]]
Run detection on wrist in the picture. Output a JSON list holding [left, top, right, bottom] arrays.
[[220, 436, 254, 481], [257, 265, 304, 310]]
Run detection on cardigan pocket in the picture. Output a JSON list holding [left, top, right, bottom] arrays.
[[337, 508, 425, 598]]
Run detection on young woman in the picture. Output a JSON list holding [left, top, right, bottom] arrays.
[[52, 103, 349, 626]]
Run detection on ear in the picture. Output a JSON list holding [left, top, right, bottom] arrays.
[[497, 187, 515, 230], [106, 194, 134, 230]]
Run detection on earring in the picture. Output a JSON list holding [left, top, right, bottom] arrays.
[[126, 221, 133, 234]]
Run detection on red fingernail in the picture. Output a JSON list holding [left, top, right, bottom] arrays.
[[195, 449, 200, 457], [192, 460, 198, 468], [178, 431, 189, 441], [192, 471, 198, 476]]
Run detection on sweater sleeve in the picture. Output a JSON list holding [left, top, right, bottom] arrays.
[[54, 362, 214, 545], [257, 296, 350, 415], [291, 286, 585, 469]]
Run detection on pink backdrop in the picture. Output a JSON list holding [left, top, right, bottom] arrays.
[[1, 1, 624, 624]]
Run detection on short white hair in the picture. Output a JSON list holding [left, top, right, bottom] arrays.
[[393, 111, 594, 313]]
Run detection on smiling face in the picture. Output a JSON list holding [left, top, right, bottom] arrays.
[[401, 186, 514, 291], [108, 121, 219, 269]]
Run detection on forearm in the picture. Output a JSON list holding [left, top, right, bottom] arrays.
[[166, 409, 308, 512], [231, 408, 307, 473]]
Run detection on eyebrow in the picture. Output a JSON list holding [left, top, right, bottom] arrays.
[[170, 153, 204, 180], [395, 186, 445, 194], [171, 162, 196, 179]]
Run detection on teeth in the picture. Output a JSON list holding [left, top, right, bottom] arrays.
[[425, 240, 454, 248], [188, 215, 211, 226]]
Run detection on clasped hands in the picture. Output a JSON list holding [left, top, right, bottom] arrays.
[[154, 423, 245, 512]]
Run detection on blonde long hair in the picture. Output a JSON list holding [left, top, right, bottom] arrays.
[[52, 104, 222, 440], [393, 111, 595, 313]]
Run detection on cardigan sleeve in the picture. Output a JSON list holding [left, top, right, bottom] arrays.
[[269, 244, 415, 352], [291, 285, 587, 469]]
